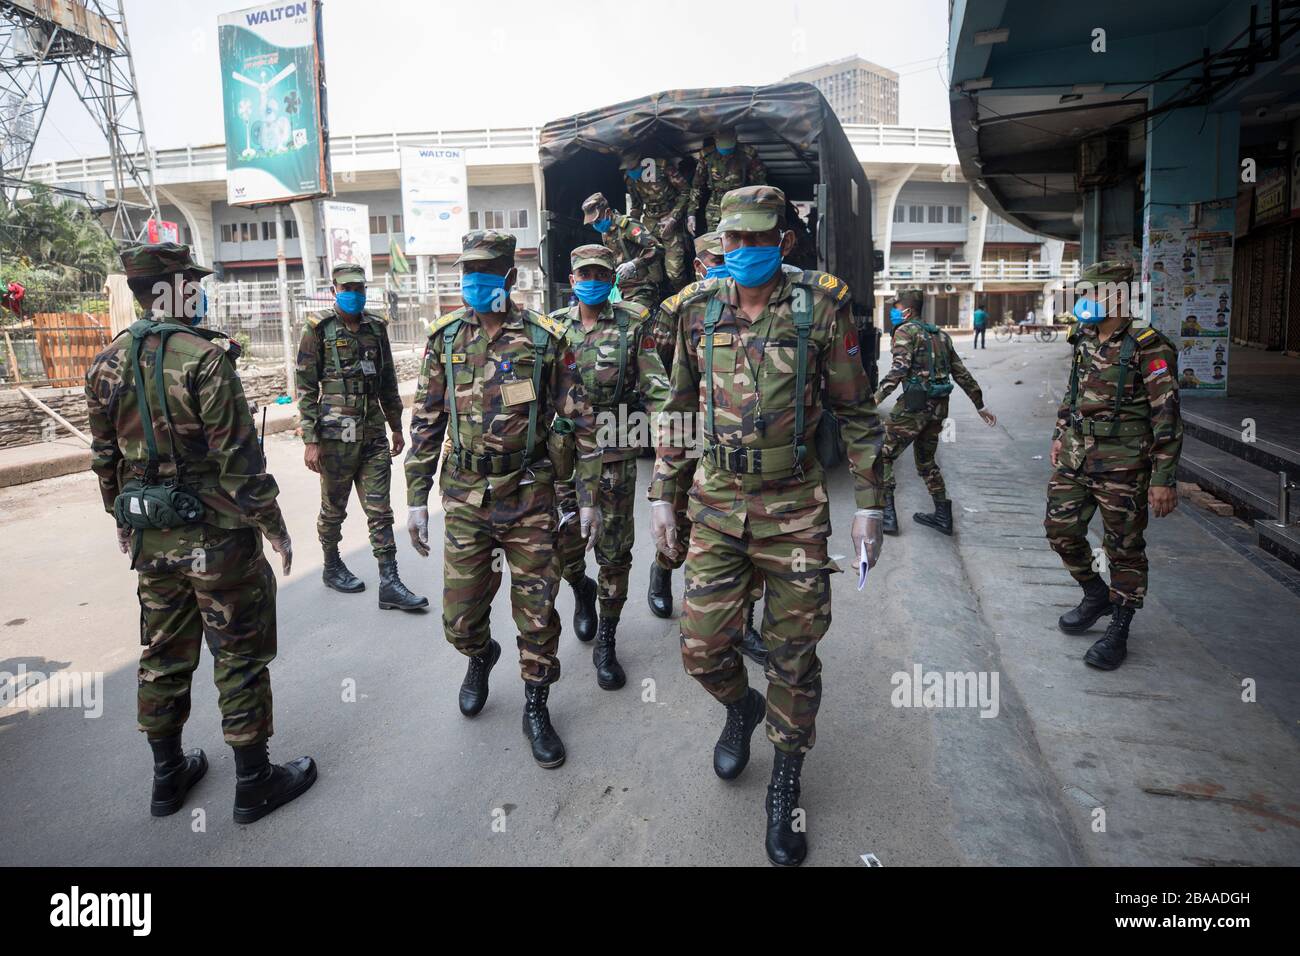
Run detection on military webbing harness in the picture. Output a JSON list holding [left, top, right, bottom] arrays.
[[1066, 326, 1159, 439], [438, 311, 549, 475], [318, 312, 382, 399], [702, 283, 815, 478], [585, 305, 632, 409], [112, 319, 218, 566], [902, 320, 954, 405]]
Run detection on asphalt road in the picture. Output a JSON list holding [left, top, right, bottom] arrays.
[[2, 334, 1298, 866]]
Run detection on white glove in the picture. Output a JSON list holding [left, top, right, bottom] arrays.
[[686, 215, 697, 235], [615, 261, 637, 281], [851, 509, 883, 570], [268, 531, 293, 576], [580, 506, 602, 553], [408, 506, 430, 557], [650, 500, 678, 559]]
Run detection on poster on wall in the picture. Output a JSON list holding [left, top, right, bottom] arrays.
[[147, 219, 180, 244], [400, 147, 470, 256], [320, 200, 372, 280], [1143, 198, 1233, 394], [1254, 164, 1289, 227], [219, 1, 330, 206]]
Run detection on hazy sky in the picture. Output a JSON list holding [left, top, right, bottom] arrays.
[[31, 0, 953, 162]]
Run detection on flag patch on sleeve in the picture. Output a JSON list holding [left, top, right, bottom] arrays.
[[1145, 358, 1169, 380], [641, 335, 657, 351]]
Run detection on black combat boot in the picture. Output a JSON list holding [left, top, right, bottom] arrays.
[[1084, 605, 1134, 670], [713, 687, 766, 780], [459, 638, 501, 717], [647, 563, 673, 619], [232, 740, 318, 824], [148, 734, 207, 817], [322, 545, 364, 593], [1059, 576, 1113, 634], [913, 497, 954, 535], [593, 617, 626, 690], [522, 684, 566, 768], [739, 603, 769, 666], [377, 556, 428, 611], [765, 749, 808, 866], [571, 575, 598, 642], [882, 493, 900, 536]]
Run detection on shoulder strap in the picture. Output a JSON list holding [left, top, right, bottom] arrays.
[[127, 320, 193, 477], [614, 306, 630, 401], [703, 295, 724, 443], [791, 284, 813, 475], [525, 318, 551, 456], [1114, 331, 1139, 417], [441, 318, 464, 449]]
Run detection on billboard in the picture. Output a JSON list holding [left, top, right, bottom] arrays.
[[400, 147, 470, 255], [218, 1, 329, 206], [146, 219, 180, 244], [321, 200, 372, 280]]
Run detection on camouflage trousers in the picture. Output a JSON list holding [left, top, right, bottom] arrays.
[[443, 481, 562, 685], [643, 212, 689, 290], [555, 458, 637, 620], [136, 525, 277, 746], [317, 432, 395, 557], [882, 402, 949, 499], [682, 522, 834, 753], [1045, 466, 1151, 608]]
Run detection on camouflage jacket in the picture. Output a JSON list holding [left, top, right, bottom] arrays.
[[601, 213, 665, 297], [405, 301, 600, 508], [295, 308, 403, 443], [650, 272, 884, 540], [1053, 320, 1183, 485], [626, 158, 689, 223], [552, 299, 654, 462], [688, 145, 768, 218], [878, 320, 984, 413], [85, 316, 287, 539]]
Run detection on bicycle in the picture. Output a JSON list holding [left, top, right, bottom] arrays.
[[994, 322, 1014, 343], [1036, 326, 1058, 343]]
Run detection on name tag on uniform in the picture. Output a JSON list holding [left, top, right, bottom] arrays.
[[447, 353, 467, 364], [359, 359, 377, 376], [711, 332, 734, 346], [501, 379, 537, 406]]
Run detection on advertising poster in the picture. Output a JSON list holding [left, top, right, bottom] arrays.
[[219, 1, 329, 206], [146, 219, 180, 244], [400, 147, 470, 255], [1254, 164, 1289, 227], [1143, 198, 1233, 394], [321, 200, 372, 280]]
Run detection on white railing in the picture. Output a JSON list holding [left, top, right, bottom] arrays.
[[20, 124, 954, 186], [882, 261, 1081, 282]]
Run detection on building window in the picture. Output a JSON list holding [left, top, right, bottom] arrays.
[[893, 205, 905, 223], [948, 206, 962, 223], [509, 209, 529, 229], [369, 215, 387, 235], [183, 226, 192, 245], [478, 209, 505, 230], [928, 205, 943, 223], [220, 223, 236, 243], [909, 205, 923, 223], [469, 210, 479, 229], [240, 222, 254, 242], [391, 214, 402, 234], [283, 219, 298, 240], [261, 222, 274, 241]]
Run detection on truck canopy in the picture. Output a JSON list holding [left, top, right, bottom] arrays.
[[537, 82, 873, 317]]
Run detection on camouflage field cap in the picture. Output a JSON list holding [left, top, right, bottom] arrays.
[[1079, 260, 1134, 284], [332, 262, 367, 285], [581, 192, 610, 225], [694, 231, 724, 257], [570, 243, 616, 271], [717, 185, 787, 233], [455, 230, 516, 264], [119, 242, 212, 279], [618, 149, 641, 171], [714, 128, 738, 148], [897, 288, 924, 310]]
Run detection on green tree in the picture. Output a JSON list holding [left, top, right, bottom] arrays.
[[0, 187, 117, 291]]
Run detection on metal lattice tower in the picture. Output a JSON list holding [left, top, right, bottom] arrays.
[[0, 0, 159, 239]]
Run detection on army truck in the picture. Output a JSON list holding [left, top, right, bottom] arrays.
[[536, 82, 881, 388]]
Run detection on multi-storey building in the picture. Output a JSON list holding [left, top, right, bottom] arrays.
[[785, 56, 899, 126]]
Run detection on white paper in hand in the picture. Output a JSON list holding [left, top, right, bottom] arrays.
[[857, 539, 870, 591]]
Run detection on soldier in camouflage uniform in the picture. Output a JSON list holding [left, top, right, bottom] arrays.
[[582, 191, 666, 311], [622, 149, 691, 292], [1046, 260, 1182, 670], [643, 232, 767, 666], [687, 128, 768, 235], [551, 244, 656, 689], [296, 262, 426, 610], [875, 289, 997, 537], [405, 231, 600, 769], [86, 242, 316, 824], [650, 186, 884, 866]]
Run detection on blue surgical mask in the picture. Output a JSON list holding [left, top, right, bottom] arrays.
[[593, 216, 612, 234], [625, 167, 643, 181], [890, 307, 904, 326], [1073, 297, 1105, 324], [718, 145, 736, 156], [724, 241, 783, 287], [704, 265, 730, 280], [573, 279, 613, 305], [335, 289, 365, 315], [461, 271, 508, 313]]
